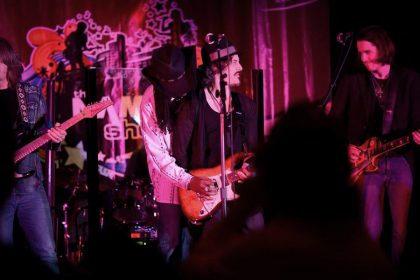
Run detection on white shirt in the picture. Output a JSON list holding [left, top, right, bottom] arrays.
[[140, 85, 192, 204]]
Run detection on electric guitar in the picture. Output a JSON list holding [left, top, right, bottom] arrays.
[[14, 99, 113, 166], [179, 152, 254, 223], [350, 134, 412, 183]]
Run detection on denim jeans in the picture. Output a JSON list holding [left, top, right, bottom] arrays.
[[361, 155, 412, 264], [0, 182, 59, 274], [156, 202, 191, 269]]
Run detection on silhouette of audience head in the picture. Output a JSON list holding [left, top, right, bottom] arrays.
[[255, 102, 357, 221]]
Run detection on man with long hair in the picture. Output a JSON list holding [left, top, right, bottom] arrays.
[[140, 44, 214, 270], [172, 36, 264, 235], [330, 26, 420, 265], [0, 37, 66, 275]]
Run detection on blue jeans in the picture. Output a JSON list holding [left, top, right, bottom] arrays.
[[361, 155, 412, 264], [0, 182, 59, 274], [156, 203, 191, 269]]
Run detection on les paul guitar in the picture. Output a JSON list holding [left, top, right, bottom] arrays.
[[14, 100, 113, 176], [350, 134, 413, 183], [179, 152, 253, 223]]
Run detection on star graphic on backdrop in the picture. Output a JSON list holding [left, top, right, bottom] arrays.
[[64, 141, 87, 170], [154, 2, 164, 12], [98, 151, 106, 162], [56, 27, 64, 35]]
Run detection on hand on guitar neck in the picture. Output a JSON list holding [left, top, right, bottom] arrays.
[[14, 123, 66, 179], [47, 122, 67, 143], [13, 99, 113, 179]]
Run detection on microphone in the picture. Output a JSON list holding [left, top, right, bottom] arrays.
[[336, 32, 353, 45], [205, 33, 225, 45]]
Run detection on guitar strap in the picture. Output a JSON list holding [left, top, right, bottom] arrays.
[[382, 72, 397, 135], [16, 83, 29, 123]]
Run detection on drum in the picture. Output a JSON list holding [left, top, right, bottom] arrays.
[[112, 178, 156, 225]]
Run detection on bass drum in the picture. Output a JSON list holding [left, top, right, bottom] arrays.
[[112, 178, 157, 226]]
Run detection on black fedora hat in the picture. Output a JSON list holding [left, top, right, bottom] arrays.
[[201, 36, 239, 66], [142, 44, 197, 98]]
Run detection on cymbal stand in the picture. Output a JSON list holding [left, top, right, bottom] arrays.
[[62, 203, 70, 259]]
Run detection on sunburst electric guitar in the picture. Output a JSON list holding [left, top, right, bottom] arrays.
[[350, 134, 412, 183], [179, 152, 253, 223], [14, 100, 113, 176]]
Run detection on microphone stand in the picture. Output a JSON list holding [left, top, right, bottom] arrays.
[[216, 48, 229, 218], [320, 35, 354, 110], [46, 75, 57, 246]]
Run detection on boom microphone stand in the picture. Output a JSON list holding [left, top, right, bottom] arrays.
[[320, 32, 354, 110]]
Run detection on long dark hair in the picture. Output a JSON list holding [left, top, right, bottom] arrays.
[[0, 37, 23, 88], [198, 59, 230, 90], [356, 25, 395, 64], [154, 87, 173, 133]]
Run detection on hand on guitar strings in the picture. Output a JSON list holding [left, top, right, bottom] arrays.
[[47, 122, 67, 143], [188, 176, 217, 200]]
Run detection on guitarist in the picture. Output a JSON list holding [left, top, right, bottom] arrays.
[[140, 44, 214, 270], [330, 26, 420, 265], [172, 36, 264, 237], [0, 37, 66, 275]]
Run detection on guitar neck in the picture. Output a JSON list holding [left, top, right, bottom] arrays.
[[61, 113, 84, 130], [14, 113, 84, 164], [373, 135, 412, 157]]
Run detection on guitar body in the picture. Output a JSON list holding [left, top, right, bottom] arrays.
[[351, 137, 380, 182], [179, 153, 246, 223], [350, 134, 412, 183]]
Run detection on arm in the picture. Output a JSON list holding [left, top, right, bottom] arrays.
[[140, 89, 192, 189]]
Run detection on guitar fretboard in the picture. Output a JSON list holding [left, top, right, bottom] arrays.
[[373, 135, 412, 156], [13, 113, 84, 163]]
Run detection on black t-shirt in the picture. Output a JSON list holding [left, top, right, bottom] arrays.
[[203, 101, 245, 168]]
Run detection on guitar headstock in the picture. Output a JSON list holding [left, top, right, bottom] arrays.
[[81, 99, 113, 118]]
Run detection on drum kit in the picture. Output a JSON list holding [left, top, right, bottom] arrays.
[[56, 167, 157, 264]]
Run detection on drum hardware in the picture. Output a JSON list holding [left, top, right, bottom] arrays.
[[57, 176, 159, 262], [62, 203, 70, 258], [130, 224, 158, 242], [59, 184, 89, 265], [111, 177, 158, 243], [112, 177, 156, 224], [68, 199, 88, 265]]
